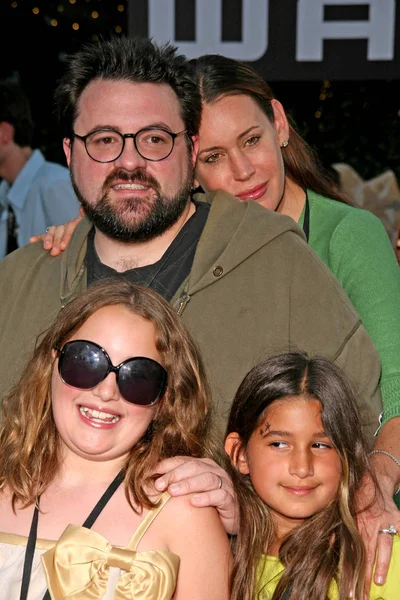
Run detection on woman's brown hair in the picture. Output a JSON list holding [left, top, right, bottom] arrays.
[[0, 279, 214, 511], [226, 351, 378, 600], [190, 54, 352, 205]]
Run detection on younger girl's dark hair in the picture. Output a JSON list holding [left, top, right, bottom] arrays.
[[190, 54, 351, 205], [226, 351, 377, 600]]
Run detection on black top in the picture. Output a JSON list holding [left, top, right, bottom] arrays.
[[86, 200, 210, 301]]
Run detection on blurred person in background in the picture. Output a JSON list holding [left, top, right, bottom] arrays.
[[0, 79, 80, 257]]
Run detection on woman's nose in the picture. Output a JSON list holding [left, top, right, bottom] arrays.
[[230, 152, 256, 181]]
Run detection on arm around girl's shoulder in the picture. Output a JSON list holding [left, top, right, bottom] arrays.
[[162, 494, 232, 600]]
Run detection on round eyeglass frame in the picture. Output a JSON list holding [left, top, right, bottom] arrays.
[[72, 127, 187, 163]]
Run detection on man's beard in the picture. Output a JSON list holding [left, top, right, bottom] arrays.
[[70, 163, 194, 243]]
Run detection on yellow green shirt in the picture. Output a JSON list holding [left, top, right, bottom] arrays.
[[256, 535, 400, 599]]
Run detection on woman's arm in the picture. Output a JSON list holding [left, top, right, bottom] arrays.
[[29, 210, 84, 256], [324, 208, 400, 589], [164, 495, 231, 600], [327, 208, 400, 423]]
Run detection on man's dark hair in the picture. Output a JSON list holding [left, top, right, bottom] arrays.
[[0, 80, 34, 147], [54, 36, 201, 142]]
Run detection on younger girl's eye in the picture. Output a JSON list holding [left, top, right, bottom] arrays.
[[312, 442, 332, 450], [270, 441, 289, 449]]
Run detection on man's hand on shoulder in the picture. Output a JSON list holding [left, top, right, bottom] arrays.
[[154, 456, 238, 534]]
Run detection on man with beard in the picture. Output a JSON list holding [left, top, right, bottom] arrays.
[[0, 37, 382, 531]]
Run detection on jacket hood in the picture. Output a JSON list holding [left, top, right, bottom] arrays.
[[59, 190, 306, 300], [60, 216, 92, 304], [187, 190, 306, 293]]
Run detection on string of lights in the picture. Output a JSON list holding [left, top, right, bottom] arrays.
[[8, 0, 127, 38]]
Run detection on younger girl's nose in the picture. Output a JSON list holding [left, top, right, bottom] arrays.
[[289, 449, 314, 478]]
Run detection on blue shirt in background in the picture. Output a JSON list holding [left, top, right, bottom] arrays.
[[0, 149, 80, 259]]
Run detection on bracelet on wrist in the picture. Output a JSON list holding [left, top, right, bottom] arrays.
[[369, 450, 400, 495]]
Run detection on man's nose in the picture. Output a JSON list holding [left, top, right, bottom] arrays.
[[114, 137, 148, 170]]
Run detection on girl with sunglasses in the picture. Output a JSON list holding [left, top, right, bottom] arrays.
[[225, 352, 400, 600], [0, 279, 230, 600]]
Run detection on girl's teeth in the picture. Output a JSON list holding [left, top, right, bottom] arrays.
[[79, 406, 120, 423]]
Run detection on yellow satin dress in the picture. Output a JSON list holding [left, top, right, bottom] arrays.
[[0, 491, 179, 600]]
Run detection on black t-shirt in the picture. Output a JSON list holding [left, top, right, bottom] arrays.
[[86, 200, 210, 301]]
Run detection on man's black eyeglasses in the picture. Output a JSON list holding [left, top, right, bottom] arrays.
[[72, 127, 187, 163]]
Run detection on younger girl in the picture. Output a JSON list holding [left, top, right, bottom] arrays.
[[225, 352, 399, 600]]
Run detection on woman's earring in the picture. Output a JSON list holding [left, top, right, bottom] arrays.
[[281, 140, 289, 148]]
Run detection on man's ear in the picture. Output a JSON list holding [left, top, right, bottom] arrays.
[[63, 137, 72, 167], [225, 432, 250, 475]]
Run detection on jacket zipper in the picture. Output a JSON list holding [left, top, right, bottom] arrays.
[[175, 283, 191, 315]]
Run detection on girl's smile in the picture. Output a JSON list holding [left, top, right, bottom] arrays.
[[236, 396, 342, 538]]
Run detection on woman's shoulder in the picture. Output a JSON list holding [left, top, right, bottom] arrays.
[[307, 189, 392, 254], [308, 189, 385, 229]]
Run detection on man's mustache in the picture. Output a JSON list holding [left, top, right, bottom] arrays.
[[103, 169, 161, 193]]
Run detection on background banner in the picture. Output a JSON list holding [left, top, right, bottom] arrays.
[[128, 0, 399, 80]]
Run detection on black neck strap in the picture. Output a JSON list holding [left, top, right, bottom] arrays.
[[302, 192, 310, 243], [303, 192, 310, 244], [19, 469, 125, 600]]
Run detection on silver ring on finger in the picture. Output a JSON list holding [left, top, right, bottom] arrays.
[[378, 525, 397, 535], [217, 475, 223, 490], [46, 226, 52, 232]]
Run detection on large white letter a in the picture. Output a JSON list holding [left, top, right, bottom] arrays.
[[296, 0, 395, 61]]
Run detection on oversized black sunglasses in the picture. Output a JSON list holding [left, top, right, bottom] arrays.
[[55, 340, 167, 406]]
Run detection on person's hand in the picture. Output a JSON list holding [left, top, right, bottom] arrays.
[[356, 470, 400, 595], [154, 456, 238, 534], [29, 209, 84, 256]]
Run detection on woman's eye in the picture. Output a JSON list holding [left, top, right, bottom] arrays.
[[245, 135, 261, 147], [204, 153, 222, 164]]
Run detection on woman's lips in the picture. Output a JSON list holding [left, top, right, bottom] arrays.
[[236, 182, 268, 201]]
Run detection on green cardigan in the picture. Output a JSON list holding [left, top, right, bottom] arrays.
[[299, 190, 400, 425]]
